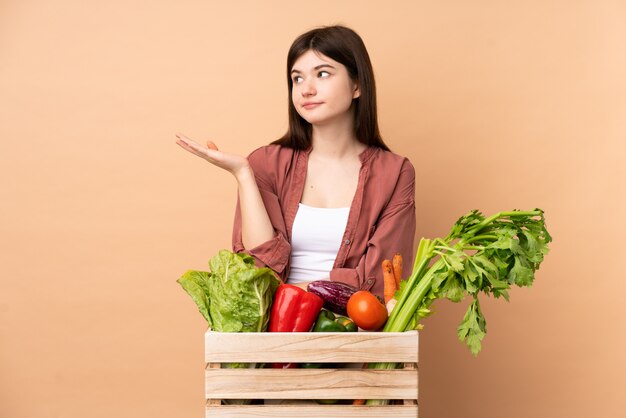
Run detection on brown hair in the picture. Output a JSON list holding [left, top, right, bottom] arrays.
[[272, 25, 390, 151]]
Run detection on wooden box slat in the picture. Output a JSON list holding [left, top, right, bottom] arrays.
[[204, 330, 419, 417], [205, 404, 418, 418], [205, 368, 418, 399], [205, 331, 418, 363]]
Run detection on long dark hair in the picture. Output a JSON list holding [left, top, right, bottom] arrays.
[[272, 25, 390, 151]]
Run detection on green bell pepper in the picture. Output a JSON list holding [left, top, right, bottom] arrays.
[[300, 309, 359, 369], [304, 309, 358, 404], [301, 311, 357, 369], [312, 309, 357, 332]]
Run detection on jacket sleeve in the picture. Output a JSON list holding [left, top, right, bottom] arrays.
[[329, 159, 416, 300], [232, 147, 291, 280]]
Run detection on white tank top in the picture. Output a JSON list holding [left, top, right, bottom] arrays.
[[288, 203, 350, 283]]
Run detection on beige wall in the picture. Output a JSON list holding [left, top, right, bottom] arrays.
[[1, 1, 624, 417]]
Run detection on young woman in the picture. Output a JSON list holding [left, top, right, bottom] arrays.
[[176, 25, 415, 299]]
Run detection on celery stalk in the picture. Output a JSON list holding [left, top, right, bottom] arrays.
[[364, 209, 551, 406]]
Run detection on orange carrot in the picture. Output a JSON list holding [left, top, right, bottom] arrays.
[[392, 253, 403, 288], [382, 259, 396, 303]]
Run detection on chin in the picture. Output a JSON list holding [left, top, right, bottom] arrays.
[[298, 113, 335, 126], [301, 116, 322, 125], [297, 114, 319, 125]]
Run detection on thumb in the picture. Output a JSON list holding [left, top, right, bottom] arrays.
[[206, 140, 219, 151]]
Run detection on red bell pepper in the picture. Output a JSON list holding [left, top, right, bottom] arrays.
[[268, 284, 324, 368], [269, 284, 324, 332]]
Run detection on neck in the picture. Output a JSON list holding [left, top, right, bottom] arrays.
[[310, 113, 364, 159]]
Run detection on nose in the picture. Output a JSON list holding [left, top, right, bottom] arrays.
[[301, 78, 316, 97]]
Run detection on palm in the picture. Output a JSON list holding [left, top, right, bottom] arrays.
[[175, 133, 248, 175]]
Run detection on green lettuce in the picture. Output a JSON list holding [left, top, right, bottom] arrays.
[[177, 250, 280, 404], [176, 249, 280, 333]]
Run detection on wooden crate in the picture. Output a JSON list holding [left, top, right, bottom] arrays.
[[205, 330, 418, 417]]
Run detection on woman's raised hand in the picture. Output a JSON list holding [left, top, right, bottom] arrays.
[[175, 133, 250, 178], [176, 132, 274, 249]]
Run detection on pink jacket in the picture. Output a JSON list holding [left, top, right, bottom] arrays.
[[232, 144, 416, 299]]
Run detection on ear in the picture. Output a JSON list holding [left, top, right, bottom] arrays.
[[352, 82, 361, 99]]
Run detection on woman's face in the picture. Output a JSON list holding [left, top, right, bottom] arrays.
[[290, 49, 360, 127]]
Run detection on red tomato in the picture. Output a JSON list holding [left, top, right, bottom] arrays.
[[346, 290, 388, 331]]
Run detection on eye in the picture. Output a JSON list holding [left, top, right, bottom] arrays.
[[318, 70, 330, 78], [292, 75, 303, 84]]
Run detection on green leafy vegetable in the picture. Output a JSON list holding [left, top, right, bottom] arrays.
[[385, 208, 551, 354], [177, 270, 212, 325], [366, 209, 551, 405], [177, 250, 280, 405], [177, 249, 280, 333]]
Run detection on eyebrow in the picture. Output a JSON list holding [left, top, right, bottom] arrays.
[[290, 64, 336, 74]]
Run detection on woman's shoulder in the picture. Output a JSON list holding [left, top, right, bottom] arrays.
[[248, 143, 295, 160], [247, 143, 299, 180], [367, 148, 415, 204], [369, 147, 415, 173]]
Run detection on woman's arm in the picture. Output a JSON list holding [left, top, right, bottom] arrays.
[[175, 133, 274, 249], [231, 146, 292, 278], [330, 158, 416, 299], [233, 166, 275, 249], [330, 200, 416, 299]]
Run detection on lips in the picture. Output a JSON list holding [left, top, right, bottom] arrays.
[[302, 102, 323, 109]]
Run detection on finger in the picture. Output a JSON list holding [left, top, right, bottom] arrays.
[[177, 138, 221, 163], [176, 133, 196, 145], [176, 138, 205, 155], [175, 136, 197, 150], [177, 136, 208, 154], [182, 141, 209, 156], [175, 134, 224, 163], [175, 139, 194, 152]]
